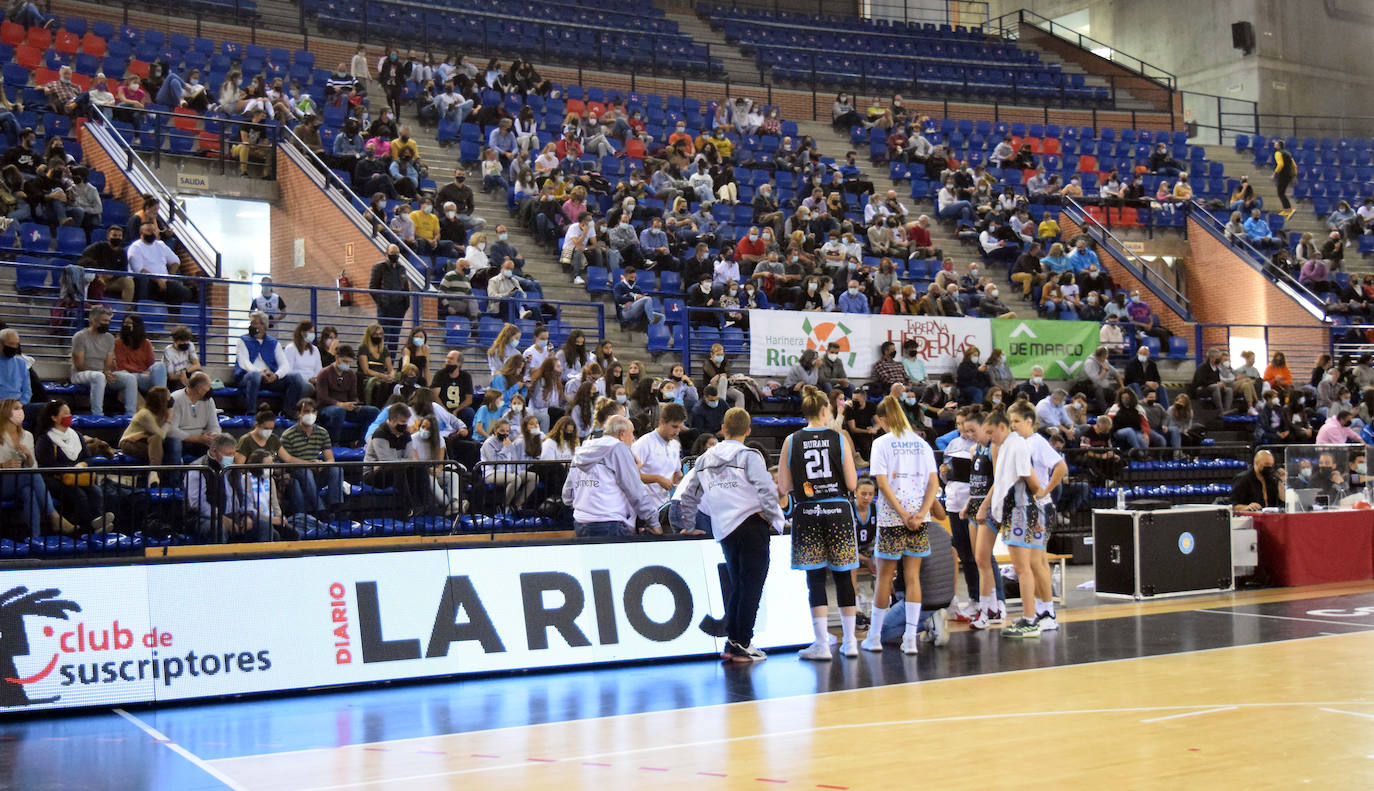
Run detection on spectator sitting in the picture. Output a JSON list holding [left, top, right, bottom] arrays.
[[77, 225, 134, 303], [1148, 143, 1181, 175], [1243, 209, 1282, 249], [112, 315, 167, 417], [613, 266, 665, 326], [43, 66, 80, 116], [1229, 176, 1260, 213], [1035, 389, 1078, 440], [278, 398, 347, 516], [1081, 346, 1124, 411], [1066, 238, 1099, 273], [1189, 349, 1235, 413], [955, 347, 991, 405], [1015, 366, 1050, 404], [69, 307, 121, 417], [977, 284, 1015, 318], [689, 385, 727, 438], [235, 311, 306, 417], [128, 222, 191, 310], [159, 325, 201, 392], [1316, 409, 1362, 445], [316, 345, 379, 442], [35, 400, 114, 532], [1172, 174, 1193, 201]]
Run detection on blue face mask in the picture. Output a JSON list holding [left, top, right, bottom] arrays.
[[706, 399, 719, 408], [903, 396, 916, 406]]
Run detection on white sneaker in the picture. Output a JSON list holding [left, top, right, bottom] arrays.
[[930, 608, 950, 647], [994, 603, 1007, 622], [840, 639, 859, 658], [900, 634, 920, 655], [798, 641, 832, 661], [1036, 613, 1059, 632], [573, 275, 586, 285], [969, 609, 991, 630], [860, 634, 883, 652]]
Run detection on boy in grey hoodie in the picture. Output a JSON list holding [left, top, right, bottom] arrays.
[[673, 407, 785, 662]]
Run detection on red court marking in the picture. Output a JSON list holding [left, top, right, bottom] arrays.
[[95, 738, 125, 743], [1189, 748, 1200, 752], [756, 780, 788, 785], [153, 739, 172, 744], [698, 772, 728, 777], [526, 758, 556, 763], [640, 766, 668, 772], [418, 750, 446, 755], [363, 747, 388, 752], [471, 754, 500, 758], [582, 762, 612, 767], [817, 785, 850, 789]]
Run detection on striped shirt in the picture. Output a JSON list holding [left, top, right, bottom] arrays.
[[281, 424, 333, 462]]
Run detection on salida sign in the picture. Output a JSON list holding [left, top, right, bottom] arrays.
[[0, 542, 811, 712]]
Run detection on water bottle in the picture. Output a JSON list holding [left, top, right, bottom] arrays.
[[1116, 488, 1127, 510]]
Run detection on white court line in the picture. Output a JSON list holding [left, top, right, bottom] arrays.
[[1320, 707, 1374, 721], [290, 701, 1374, 791], [209, 629, 1374, 766], [113, 708, 250, 791], [1140, 706, 1237, 723], [1196, 609, 1374, 627]]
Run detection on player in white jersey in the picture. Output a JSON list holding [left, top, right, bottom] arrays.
[[1020, 403, 1069, 632], [977, 408, 1044, 638], [861, 395, 941, 655]]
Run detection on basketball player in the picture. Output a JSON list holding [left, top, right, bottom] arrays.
[[976, 409, 1044, 638], [852, 477, 878, 620], [777, 386, 860, 660], [673, 407, 787, 662], [861, 395, 941, 655], [965, 414, 1007, 629], [1019, 402, 1068, 632]]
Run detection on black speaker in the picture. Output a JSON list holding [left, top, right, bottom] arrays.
[[1231, 21, 1256, 54]]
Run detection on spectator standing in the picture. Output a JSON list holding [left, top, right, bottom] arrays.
[[369, 244, 411, 351]]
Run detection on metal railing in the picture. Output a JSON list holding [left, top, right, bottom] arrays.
[[84, 106, 225, 278], [988, 8, 1176, 92], [101, 103, 280, 177], [1190, 323, 1344, 369], [1184, 200, 1328, 321], [0, 260, 606, 375], [1061, 196, 1191, 320], [276, 123, 430, 292], [0, 459, 567, 551]]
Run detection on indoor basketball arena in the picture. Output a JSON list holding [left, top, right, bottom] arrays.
[[0, 0, 1371, 788]]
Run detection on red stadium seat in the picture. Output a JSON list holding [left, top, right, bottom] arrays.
[[25, 26, 50, 51], [624, 138, 646, 159], [54, 30, 79, 56], [0, 21, 24, 48], [80, 33, 106, 57], [1078, 154, 1098, 173], [14, 44, 41, 71], [173, 107, 200, 132], [126, 59, 149, 79]]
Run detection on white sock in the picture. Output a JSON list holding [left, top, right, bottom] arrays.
[[979, 594, 997, 612], [840, 612, 857, 643], [1035, 598, 1053, 617], [904, 601, 922, 638], [812, 615, 828, 646], [869, 605, 887, 639]]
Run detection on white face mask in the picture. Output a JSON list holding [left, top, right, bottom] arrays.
[[848, 287, 859, 296], [305, 331, 316, 344], [446, 211, 457, 220], [988, 289, 998, 298], [971, 355, 981, 365], [415, 429, 431, 441], [701, 283, 711, 293], [511, 403, 524, 413], [1031, 376, 1043, 385], [255, 428, 272, 440], [300, 413, 317, 427], [1138, 354, 1149, 363], [807, 282, 818, 293]]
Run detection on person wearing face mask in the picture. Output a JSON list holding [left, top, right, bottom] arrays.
[[1014, 365, 1051, 404], [1231, 450, 1283, 512], [955, 346, 992, 406], [1124, 345, 1167, 405], [690, 385, 730, 438], [34, 399, 115, 533], [128, 221, 191, 310], [869, 340, 908, 390], [485, 257, 529, 322], [1106, 388, 1164, 450], [277, 398, 348, 516], [785, 349, 821, 394], [234, 410, 282, 465], [613, 266, 666, 328], [235, 311, 306, 418], [817, 341, 854, 398], [836, 278, 870, 315], [1316, 408, 1363, 445], [480, 418, 539, 509], [250, 276, 288, 328], [69, 306, 120, 417], [77, 225, 134, 303], [185, 434, 250, 541], [0, 328, 29, 411], [369, 243, 411, 351], [364, 403, 431, 512], [564, 414, 662, 538], [734, 225, 768, 273]]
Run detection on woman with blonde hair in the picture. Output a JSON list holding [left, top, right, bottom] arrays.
[[486, 322, 521, 374], [358, 322, 395, 407], [700, 342, 746, 409], [118, 385, 174, 470], [861, 395, 941, 655]]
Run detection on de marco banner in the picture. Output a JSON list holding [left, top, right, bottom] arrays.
[[748, 310, 1094, 380], [0, 542, 811, 712]]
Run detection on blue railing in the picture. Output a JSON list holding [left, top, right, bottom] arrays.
[[1, 261, 606, 374], [1191, 323, 1350, 368], [83, 107, 224, 278], [1062, 196, 1192, 320], [1185, 200, 1328, 321]]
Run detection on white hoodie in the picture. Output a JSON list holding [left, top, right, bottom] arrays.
[[673, 440, 785, 541], [562, 435, 661, 528]]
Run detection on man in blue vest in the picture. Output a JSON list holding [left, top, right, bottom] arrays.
[[233, 311, 305, 417]]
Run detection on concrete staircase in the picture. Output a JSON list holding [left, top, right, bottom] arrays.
[[1201, 143, 1373, 275], [659, 8, 765, 88], [381, 90, 664, 374]]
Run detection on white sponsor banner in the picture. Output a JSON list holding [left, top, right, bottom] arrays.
[[0, 539, 810, 712], [748, 309, 993, 379]]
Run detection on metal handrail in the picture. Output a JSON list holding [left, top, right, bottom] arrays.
[[990, 8, 1176, 91], [275, 124, 431, 292], [1061, 195, 1191, 319], [1184, 200, 1329, 321], [83, 106, 225, 278]]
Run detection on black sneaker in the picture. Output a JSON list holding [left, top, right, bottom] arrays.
[[725, 640, 767, 662], [855, 611, 871, 629]]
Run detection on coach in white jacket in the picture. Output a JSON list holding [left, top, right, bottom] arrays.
[[562, 415, 662, 537], [672, 407, 785, 662]]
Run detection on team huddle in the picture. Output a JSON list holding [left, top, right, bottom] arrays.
[[673, 386, 1068, 662]]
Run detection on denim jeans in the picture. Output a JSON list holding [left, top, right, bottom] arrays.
[[620, 295, 664, 325], [112, 364, 167, 416], [320, 404, 380, 443], [574, 520, 632, 537], [937, 201, 974, 223], [0, 471, 53, 538], [718, 516, 771, 647], [1114, 427, 1165, 450], [288, 466, 344, 513]]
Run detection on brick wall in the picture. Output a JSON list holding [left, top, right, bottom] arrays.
[[1183, 216, 1328, 371], [1057, 209, 1191, 341]]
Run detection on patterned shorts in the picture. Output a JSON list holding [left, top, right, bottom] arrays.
[[875, 521, 932, 559], [968, 495, 997, 532], [998, 490, 1046, 550], [791, 500, 859, 571]]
